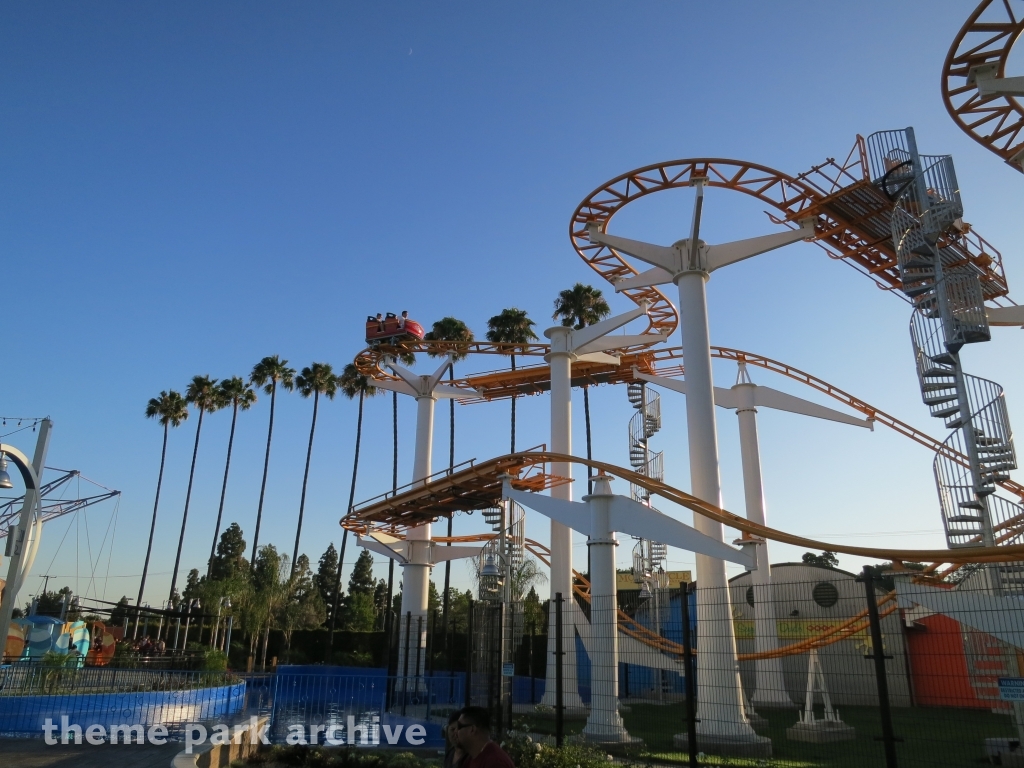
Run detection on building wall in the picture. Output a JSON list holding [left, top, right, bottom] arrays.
[[729, 563, 911, 708]]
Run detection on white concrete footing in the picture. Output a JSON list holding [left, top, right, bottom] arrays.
[[673, 730, 773, 759], [786, 719, 856, 743]]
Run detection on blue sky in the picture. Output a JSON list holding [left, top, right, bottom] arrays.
[[2, 2, 1023, 606]]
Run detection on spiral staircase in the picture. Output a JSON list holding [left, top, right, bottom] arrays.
[[478, 500, 526, 599], [868, 128, 1024, 596], [626, 382, 669, 588]]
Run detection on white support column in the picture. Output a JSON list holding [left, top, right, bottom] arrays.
[[357, 357, 482, 689], [969, 63, 1024, 96], [638, 361, 868, 713], [586, 186, 813, 754], [733, 381, 794, 709], [398, 390, 436, 683], [581, 476, 632, 743], [538, 307, 666, 711], [541, 327, 582, 709], [675, 269, 754, 740], [505, 474, 753, 744]]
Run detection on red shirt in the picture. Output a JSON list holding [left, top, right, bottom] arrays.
[[463, 741, 515, 768]]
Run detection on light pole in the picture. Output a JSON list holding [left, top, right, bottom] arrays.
[[212, 596, 231, 649], [182, 599, 200, 650], [173, 604, 184, 651], [0, 419, 53, 658], [587, 189, 814, 750]]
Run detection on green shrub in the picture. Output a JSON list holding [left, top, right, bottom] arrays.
[[203, 649, 228, 671], [504, 732, 617, 768]]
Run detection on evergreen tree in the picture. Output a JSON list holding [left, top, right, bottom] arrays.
[[372, 579, 388, 630], [523, 586, 545, 630], [210, 523, 248, 582], [278, 553, 325, 657], [30, 587, 72, 618], [348, 550, 376, 597], [444, 588, 474, 633], [252, 545, 282, 592], [183, 568, 202, 602], [109, 596, 132, 628], [315, 543, 340, 627], [801, 551, 839, 568], [342, 550, 377, 631], [428, 580, 442, 612]]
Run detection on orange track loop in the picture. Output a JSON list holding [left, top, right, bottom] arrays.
[[435, 532, 896, 662], [943, 0, 1024, 173], [355, 338, 1024, 503]]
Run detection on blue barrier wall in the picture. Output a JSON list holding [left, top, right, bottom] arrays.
[[0, 681, 245, 736]]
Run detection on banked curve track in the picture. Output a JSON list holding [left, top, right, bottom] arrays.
[[346, 453, 1024, 661], [943, 0, 1024, 173]]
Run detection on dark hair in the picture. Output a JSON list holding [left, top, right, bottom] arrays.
[[459, 706, 491, 732], [447, 709, 464, 725]]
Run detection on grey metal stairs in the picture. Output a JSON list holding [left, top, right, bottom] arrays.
[[626, 381, 669, 587], [869, 128, 1024, 591]]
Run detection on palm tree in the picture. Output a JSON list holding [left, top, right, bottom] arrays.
[[208, 377, 257, 578], [292, 362, 339, 572], [486, 307, 538, 453], [553, 283, 611, 493], [169, 375, 222, 601], [424, 317, 473, 646], [139, 391, 188, 609], [249, 356, 296, 567], [330, 363, 380, 644]]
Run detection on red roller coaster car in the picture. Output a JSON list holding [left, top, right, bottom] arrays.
[[365, 312, 425, 345]]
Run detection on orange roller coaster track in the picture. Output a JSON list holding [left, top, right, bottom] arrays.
[[943, 0, 1024, 173], [344, 453, 1013, 661], [349, 136, 1020, 662]]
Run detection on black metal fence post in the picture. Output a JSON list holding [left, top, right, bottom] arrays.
[[465, 598, 475, 707], [402, 611, 411, 716], [529, 618, 536, 704], [415, 615, 424, 689], [385, 607, 398, 710], [427, 609, 437, 678], [861, 565, 899, 768], [555, 592, 564, 748], [680, 583, 698, 768]]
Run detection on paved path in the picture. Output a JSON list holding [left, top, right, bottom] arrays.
[[0, 738, 183, 767]]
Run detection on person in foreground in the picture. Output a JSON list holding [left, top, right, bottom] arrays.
[[444, 709, 465, 768], [455, 706, 515, 768]]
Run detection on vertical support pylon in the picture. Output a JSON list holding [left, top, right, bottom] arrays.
[[587, 186, 813, 753], [540, 304, 668, 711], [638, 361, 869, 710], [357, 357, 482, 689], [504, 473, 753, 744]]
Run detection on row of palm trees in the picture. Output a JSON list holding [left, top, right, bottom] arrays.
[[137, 282, 612, 623]]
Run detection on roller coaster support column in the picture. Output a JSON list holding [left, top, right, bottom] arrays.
[[637, 362, 870, 708], [587, 181, 813, 752], [358, 357, 482, 688], [504, 473, 753, 744], [541, 303, 668, 711], [969, 64, 1024, 97]]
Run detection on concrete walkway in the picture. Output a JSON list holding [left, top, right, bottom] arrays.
[[0, 738, 183, 767]]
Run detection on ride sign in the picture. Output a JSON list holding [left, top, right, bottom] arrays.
[[998, 678, 1024, 701]]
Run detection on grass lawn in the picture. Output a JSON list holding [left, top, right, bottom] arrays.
[[518, 702, 1018, 767]]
